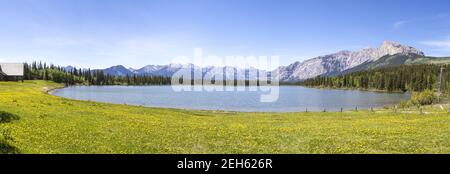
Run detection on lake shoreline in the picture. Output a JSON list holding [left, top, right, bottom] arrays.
[[297, 85, 410, 94], [54, 83, 410, 94], [50, 83, 410, 113]]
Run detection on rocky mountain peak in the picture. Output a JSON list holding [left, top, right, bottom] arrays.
[[100, 41, 426, 82], [379, 40, 424, 56], [274, 40, 425, 81], [381, 40, 400, 48]]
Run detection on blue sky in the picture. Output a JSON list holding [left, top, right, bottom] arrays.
[[0, 0, 449, 68]]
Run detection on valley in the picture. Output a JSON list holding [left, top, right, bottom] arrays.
[[1, 80, 449, 154]]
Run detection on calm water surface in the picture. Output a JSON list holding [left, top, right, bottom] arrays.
[[51, 85, 410, 112]]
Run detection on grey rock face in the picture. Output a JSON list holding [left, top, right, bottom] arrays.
[[274, 41, 424, 81], [101, 41, 424, 81]]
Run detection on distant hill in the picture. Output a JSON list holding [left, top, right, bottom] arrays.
[[102, 65, 134, 76]]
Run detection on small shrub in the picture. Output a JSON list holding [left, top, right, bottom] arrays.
[[0, 111, 20, 123], [398, 100, 412, 108], [411, 89, 437, 106]]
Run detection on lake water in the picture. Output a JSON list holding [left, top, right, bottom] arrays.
[[51, 85, 410, 112]]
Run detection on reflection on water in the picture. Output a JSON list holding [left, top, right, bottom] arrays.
[[51, 85, 410, 112]]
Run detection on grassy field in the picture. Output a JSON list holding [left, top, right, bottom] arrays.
[[0, 80, 449, 154]]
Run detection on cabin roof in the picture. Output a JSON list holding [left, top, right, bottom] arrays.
[[0, 63, 24, 76]]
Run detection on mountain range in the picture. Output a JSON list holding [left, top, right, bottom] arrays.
[[94, 41, 450, 82], [100, 63, 266, 80]]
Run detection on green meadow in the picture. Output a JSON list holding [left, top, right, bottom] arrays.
[[0, 80, 449, 154]]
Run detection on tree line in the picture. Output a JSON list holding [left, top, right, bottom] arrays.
[[24, 61, 449, 92], [22, 61, 274, 86], [298, 64, 450, 93], [23, 61, 171, 85]]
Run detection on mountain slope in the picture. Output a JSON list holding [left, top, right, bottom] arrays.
[[101, 63, 267, 80], [100, 40, 446, 81], [342, 54, 450, 74], [102, 65, 134, 76], [274, 41, 425, 81]]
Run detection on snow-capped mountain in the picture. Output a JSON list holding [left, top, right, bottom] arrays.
[[100, 41, 425, 82], [101, 63, 267, 80], [100, 64, 190, 77], [102, 65, 134, 76], [273, 41, 424, 81], [135, 64, 191, 77]]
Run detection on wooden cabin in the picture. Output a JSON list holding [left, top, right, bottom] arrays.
[[0, 63, 24, 81]]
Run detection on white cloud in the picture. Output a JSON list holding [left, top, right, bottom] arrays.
[[420, 36, 450, 51], [393, 20, 408, 29], [392, 14, 449, 30]]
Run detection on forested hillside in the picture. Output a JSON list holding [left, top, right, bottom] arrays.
[[21, 61, 271, 86], [20, 61, 450, 92], [22, 61, 171, 85], [341, 54, 450, 74], [299, 64, 450, 93]]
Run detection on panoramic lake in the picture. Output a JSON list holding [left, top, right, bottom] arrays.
[[51, 86, 410, 112]]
